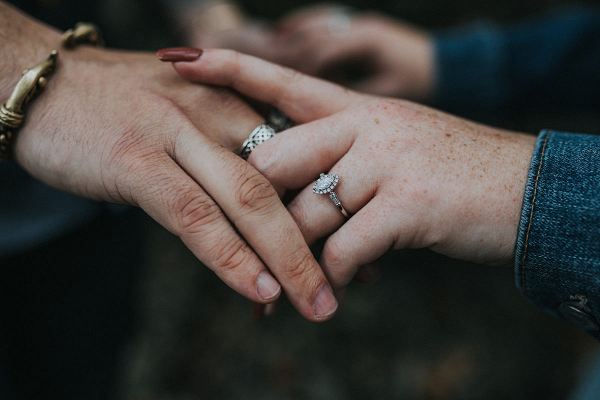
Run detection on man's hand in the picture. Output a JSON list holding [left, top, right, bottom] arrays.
[[171, 49, 536, 291], [1, 3, 338, 321]]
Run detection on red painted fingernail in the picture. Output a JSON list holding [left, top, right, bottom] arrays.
[[156, 47, 203, 62]]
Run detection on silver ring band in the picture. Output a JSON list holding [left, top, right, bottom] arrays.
[[240, 124, 276, 160], [313, 173, 349, 218]]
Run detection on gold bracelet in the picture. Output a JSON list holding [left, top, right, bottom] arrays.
[[61, 22, 104, 48], [0, 23, 103, 161], [0, 50, 58, 161]]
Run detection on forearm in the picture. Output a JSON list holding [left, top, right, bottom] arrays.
[[0, 2, 62, 102]]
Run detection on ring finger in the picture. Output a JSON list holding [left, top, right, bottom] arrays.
[[286, 147, 379, 248]]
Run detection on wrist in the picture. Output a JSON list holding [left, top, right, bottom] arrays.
[[428, 127, 537, 267], [0, 3, 62, 101], [470, 130, 537, 267]]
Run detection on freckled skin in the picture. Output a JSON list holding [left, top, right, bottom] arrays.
[[172, 49, 538, 288], [330, 98, 536, 266]]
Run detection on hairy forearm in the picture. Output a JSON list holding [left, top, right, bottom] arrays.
[[0, 2, 62, 101]]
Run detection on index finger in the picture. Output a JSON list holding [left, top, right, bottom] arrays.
[[170, 48, 362, 123]]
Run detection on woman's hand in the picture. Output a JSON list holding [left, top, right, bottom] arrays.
[[189, 5, 434, 100], [270, 6, 434, 100], [3, 3, 338, 322], [194, 6, 434, 101], [171, 49, 536, 290]]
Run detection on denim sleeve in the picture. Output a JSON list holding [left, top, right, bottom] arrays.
[[515, 130, 600, 339], [433, 7, 600, 117]]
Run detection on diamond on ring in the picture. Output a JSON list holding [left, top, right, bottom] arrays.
[[313, 173, 348, 217], [313, 173, 339, 194]]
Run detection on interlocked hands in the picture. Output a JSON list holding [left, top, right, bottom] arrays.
[[170, 49, 536, 292]]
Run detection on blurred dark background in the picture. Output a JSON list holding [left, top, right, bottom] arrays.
[[5, 0, 600, 399]]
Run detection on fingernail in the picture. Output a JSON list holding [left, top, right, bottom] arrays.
[[256, 271, 281, 300], [156, 47, 203, 62], [313, 285, 338, 319]]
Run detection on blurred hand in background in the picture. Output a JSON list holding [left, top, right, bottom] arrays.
[[174, 2, 434, 101], [268, 6, 433, 100]]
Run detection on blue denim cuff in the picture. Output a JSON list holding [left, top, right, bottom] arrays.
[[515, 130, 600, 339]]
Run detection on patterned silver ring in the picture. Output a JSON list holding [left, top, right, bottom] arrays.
[[240, 124, 276, 160], [313, 173, 349, 218]]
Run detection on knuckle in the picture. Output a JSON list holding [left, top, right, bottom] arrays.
[[211, 237, 252, 273], [112, 159, 166, 204], [104, 134, 170, 204], [104, 97, 182, 171], [363, 98, 418, 121], [175, 194, 222, 234], [284, 247, 315, 282], [106, 127, 152, 169], [274, 66, 304, 102], [223, 50, 244, 87], [278, 65, 303, 85], [370, 98, 404, 112], [322, 240, 345, 270], [248, 146, 277, 177], [277, 67, 304, 95], [233, 165, 278, 213]]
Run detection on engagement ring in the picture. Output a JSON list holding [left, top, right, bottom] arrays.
[[313, 173, 349, 218]]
